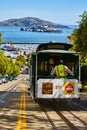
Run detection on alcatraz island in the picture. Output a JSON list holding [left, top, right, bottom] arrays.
[[20, 25, 62, 33]]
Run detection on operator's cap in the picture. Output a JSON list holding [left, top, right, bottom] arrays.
[[59, 59, 63, 64]]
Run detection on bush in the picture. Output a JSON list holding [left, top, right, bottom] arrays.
[[82, 85, 87, 91]]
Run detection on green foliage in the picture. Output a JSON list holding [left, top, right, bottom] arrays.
[[70, 11, 87, 85], [26, 57, 30, 68], [6, 59, 14, 76], [72, 11, 87, 54], [0, 32, 2, 45], [82, 85, 87, 91], [12, 64, 20, 78], [0, 51, 20, 77], [70, 11, 87, 53], [0, 52, 9, 76], [15, 60, 23, 68], [16, 55, 26, 67]]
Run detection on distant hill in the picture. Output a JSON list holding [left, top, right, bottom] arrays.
[[0, 17, 69, 28]]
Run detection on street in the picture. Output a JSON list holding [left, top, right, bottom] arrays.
[[0, 74, 87, 130]]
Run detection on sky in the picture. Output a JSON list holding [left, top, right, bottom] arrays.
[[0, 0, 87, 25]]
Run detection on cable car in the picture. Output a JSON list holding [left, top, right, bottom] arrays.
[[29, 42, 80, 102]]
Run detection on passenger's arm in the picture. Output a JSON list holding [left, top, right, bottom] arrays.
[[65, 66, 74, 76]]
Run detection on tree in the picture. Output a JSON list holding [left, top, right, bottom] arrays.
[[0, 32, 2, 50], [0, 52, 9, 76], [71, 11, 87, 58], [0, 52, 20, 77], [15, 60, 23, 68], [6, 59, 14, 76], [12, 64, 20, 78], [0, 32, 2, 45], [70, 11, 87, 84], [16, 55, 26, 67]]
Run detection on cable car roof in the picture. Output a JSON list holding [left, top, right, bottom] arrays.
[[36, 42, 73, 51], [37, 49, 80, 55]]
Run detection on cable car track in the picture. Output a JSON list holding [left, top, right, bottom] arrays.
[[38, 99, 87, 130], [55, 111, 79, 130], [41, 107, 57, 130], [40, 106, 79, 130]]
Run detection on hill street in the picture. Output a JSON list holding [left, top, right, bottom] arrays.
[[0, 74, 87, 130]]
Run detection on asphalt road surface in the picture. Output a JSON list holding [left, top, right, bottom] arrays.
[[0, 74, 87, 130]]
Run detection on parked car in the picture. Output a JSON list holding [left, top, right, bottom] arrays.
[[6, 76, 13, 81], [0, 76, 8, 83], [0, 79, 2, 84]]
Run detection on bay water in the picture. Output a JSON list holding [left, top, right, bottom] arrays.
[[0, 26, 75, 48]]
